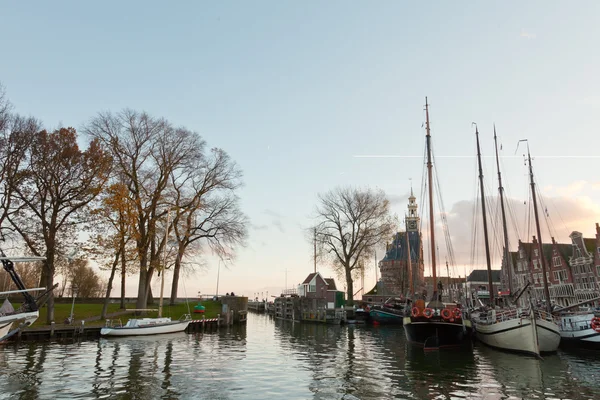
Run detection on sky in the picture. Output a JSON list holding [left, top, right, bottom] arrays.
[[1, 2, 600, 300]]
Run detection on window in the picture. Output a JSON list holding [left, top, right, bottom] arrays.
[[534, 249, 539, 257], [308, 284, 316, 292], [519, 249, 525, 258], [553, 271, 559, 281], [597, 247, 600, 255], [553, 256, 561, 267], [533, 260, 539, 270], [597, 265, 600, 276]]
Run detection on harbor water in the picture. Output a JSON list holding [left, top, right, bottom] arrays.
[[1, 313, 599, 399]]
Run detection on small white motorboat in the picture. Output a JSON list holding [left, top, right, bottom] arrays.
[[100, 314, 192, 337]]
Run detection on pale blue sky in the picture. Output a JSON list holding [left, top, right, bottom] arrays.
[[2, 2, 600, 298]]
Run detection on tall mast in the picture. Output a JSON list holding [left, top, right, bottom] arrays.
[[526, 145, 552, 314], [406, 221, 413, 297], [476, 126, 494, 305], [313, 227, 317, 273], [494, 126, 513, 295], [425, 97, 437, 300]]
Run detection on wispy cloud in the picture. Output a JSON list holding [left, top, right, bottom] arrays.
[[249, 223, 269, 231], [520, 29, 536, 39], [272, 219, 285, 233], [264, 209, 283, 219]]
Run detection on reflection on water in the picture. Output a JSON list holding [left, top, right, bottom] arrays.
[[0, 314, 600, 399]]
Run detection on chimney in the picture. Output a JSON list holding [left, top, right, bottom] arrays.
[[551, 237, 556, 244], [596, 222, 600, 235], [532, 236, 537, 243]]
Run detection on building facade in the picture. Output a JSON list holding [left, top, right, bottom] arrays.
[[510, 224, 600, 307]]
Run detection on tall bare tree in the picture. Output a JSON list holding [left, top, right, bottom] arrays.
[[1, 127, 112, 323], [168, 147, 247, 304], [85, 110, 245, 309], [314, 187, 395, 306]]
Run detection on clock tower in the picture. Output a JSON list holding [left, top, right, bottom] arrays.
[[406, 188, 420, 231]]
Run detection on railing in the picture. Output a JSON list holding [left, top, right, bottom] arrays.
[[105, 319, 122, 328]]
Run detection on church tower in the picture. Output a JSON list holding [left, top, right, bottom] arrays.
[[406, 188, 420, 232]]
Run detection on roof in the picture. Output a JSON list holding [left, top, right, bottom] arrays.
[[467, 269, 501, 283], [302, 273, 318, 285], [324, 278, 337, 291], [381, 231, 421, 263], [542, 242, 571, 264], [583, 238, 596, 254], [364, 280, 397, 296]]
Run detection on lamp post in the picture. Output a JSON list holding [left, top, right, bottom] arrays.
[[68, 284, 77, 324]]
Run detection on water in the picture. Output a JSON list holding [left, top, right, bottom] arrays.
[[1, 313, 599, 399]]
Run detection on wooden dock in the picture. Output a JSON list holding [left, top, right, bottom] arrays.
[[7, 313, 245, 343]]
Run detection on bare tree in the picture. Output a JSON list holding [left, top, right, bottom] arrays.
[[1, 127, 112, 323], [168, 147, 247, 304], [84, 110, 245, 309], [314, 187, 395, 306]]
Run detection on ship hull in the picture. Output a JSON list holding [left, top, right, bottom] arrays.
[[536, 318, 561, 353], [370, 309, 404, 324], [475, 317, 539, 357], [403, 317, 465, 348]]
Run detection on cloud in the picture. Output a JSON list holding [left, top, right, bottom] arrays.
[[544, 180, 600, 197], [388, 193, 410, 207], [520, 29, 536, 39], [264, 209, 283, 219], [272, 219, 285, 233], [263, 209, 285, 233], [417, 194, 600, 275], [249, 223, 269, 231]]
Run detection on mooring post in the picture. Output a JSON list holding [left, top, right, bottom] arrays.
[[50, 321, 55, 338], [217, 314, 220, 327]]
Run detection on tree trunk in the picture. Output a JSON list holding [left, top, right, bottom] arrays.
[[136, 267, 148, 309], [169, 249, 184, 305], [44, 260, 55, 324], [120, 252, 126, 309], [345, 266, 354, 307], [101, 253, 119, 319], [120, 237, 126, 309]]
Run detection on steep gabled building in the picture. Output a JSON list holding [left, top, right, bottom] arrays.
[[511, 225, 600, 307]]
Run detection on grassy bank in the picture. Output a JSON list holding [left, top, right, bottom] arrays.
[[27, 299, 222, 328]]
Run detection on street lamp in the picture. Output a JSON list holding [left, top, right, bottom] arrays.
[[215, 258, 230, 299]]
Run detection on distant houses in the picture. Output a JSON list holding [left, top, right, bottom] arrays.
[[504, 223, 600, 307]]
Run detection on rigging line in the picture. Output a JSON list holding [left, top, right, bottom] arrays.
[[536, 184, 557, 241], [547, 195, 571, 240], [432, 149, 456, 268]]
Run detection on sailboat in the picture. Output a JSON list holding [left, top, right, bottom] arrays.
[[471, 126, 541, 356], [101, 209, 191, 337], [0, 251, 52, 343], [402, 98, 465, 349], [521, 141, 561, 353]]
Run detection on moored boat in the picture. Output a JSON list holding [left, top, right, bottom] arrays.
[[100, 315, 191, 337], [402, 98, 465, 349], [557, 310, 600, 349]]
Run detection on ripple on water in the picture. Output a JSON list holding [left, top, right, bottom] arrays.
[[2, 315, 600, 399]]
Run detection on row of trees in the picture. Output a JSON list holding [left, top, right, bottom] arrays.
[[0, 84, 247, 323]]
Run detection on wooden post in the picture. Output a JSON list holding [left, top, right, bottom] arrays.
[[50, 321, 55, 338], [217, 314, 220, 327]]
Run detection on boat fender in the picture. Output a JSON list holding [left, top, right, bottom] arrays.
[[441, 309, 452, 320], [411, 307, 421, 318], [591, 317, 600, 332], [453, 308, 462, 320], [423, 308, 434, 318]]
